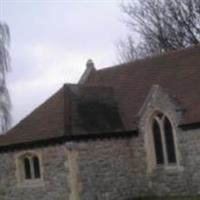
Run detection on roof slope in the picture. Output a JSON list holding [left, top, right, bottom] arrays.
[[0, 45, 200, 148], [0, 88, 65, 147], [85, 45, 200, 129], [0, 85, 123, 147]]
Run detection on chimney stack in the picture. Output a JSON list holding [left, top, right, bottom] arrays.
[[78, 59, 96, 85], [86, 59, 95, 70]]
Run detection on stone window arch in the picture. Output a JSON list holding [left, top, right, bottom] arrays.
[[152, 112, 177, 165], [18, 152, 42, 182]]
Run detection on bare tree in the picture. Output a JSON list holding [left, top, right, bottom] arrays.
[[117, 0, 200, 62], [116, 35, 152, 63], [117, 36, 137, 63], [0, 22, 11, 133]]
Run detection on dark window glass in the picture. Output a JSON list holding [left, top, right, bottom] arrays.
[[33, 156, 41, 178], [24, 157, 31, 179], [153, 119, 164, 164], [157, 112, 163, 119], [164, 117, 177, 163]]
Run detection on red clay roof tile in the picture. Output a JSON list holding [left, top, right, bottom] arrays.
[[1, 45, 200, 148], [85, 45, 200, 129]]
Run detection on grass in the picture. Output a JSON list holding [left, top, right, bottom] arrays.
[[127, 197, 200, 200]]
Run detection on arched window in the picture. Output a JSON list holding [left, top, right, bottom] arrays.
[[20, 153, 42, 181], [33, 156, 41, 179], [23, 157, 31, 179], [153, 119, 164, 164], [152, 112, 177, 165]]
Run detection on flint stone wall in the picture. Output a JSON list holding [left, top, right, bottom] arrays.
[[76, 128, 200, 200], [0, 145, 69, 200], [1, 128, 200, 200]]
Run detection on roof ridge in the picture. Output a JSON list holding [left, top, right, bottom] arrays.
[[96, 44, 200, 72]]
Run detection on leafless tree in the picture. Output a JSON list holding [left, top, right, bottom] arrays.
[[117, 0, 200, 62], [0, 22, 11, 133]]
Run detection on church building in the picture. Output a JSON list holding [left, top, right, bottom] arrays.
[[0, 45, 200, 200]]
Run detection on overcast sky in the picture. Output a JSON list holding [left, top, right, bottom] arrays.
[[1, 0, 129, 127]]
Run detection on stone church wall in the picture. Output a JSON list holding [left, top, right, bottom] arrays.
[[76, 136, 149, 200], [0, 145, 69, 200], [1, 128, 200, 200], [178, 128, 200, 194], [76, 127, 200, 200], [141, 126, 200, 197], [72, 85, 200, 199]]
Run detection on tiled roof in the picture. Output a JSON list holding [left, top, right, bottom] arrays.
[[0, 44, 200, 149], [0, 85, 124, 148], [85, 45, 200, 129]]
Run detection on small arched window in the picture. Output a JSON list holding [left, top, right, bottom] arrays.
[[152, 112, 177, 165], [24, 157, 31, 179], [20, 153, 42, 181], [33, 156, 41, 179]]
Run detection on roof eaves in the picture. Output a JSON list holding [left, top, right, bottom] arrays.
[[0, 130, 138, 153]]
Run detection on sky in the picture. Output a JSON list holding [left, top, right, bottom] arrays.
[[0, 0, 129, 128]]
